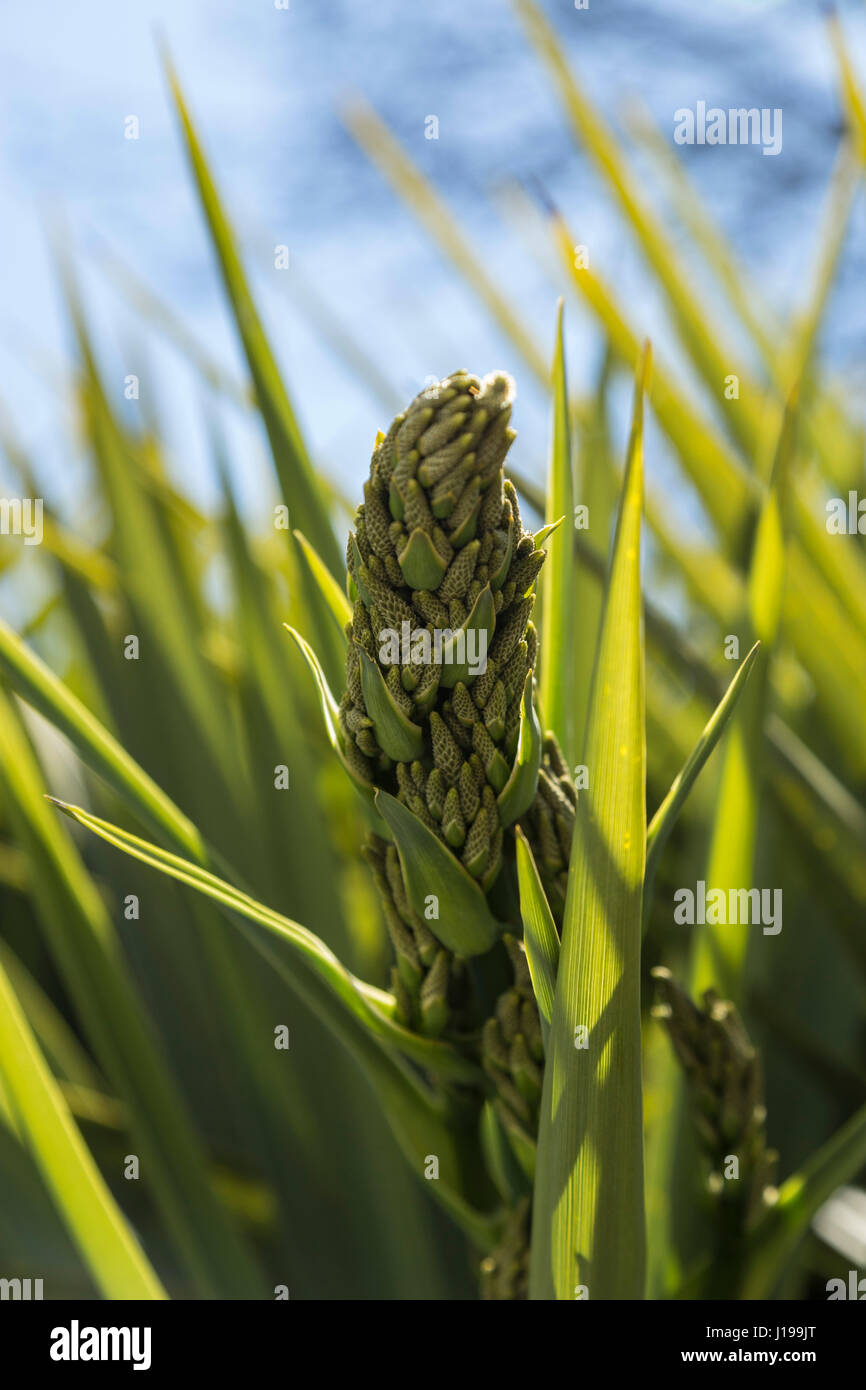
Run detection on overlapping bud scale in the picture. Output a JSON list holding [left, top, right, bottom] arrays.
[[522, 736, 577, 922]]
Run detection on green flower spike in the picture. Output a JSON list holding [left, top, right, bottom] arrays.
[[340, 370, 549, 897]]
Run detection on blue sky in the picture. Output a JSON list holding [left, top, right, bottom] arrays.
[[1, 0, 864, 535]]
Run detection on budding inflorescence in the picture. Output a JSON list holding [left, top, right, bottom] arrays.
[[339, 370, 581, 1294], [341, 369, 547, 890]]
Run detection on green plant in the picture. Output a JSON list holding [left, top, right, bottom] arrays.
[[1, 3, 866, 1302]]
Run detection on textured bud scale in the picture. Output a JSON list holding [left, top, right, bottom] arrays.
[[521, 735, 577, 921], [481, 935, 544, 1143], [361, 837, 471, 1036], [480, 1198, 531, 1301]]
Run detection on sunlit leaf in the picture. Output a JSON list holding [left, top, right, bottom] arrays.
[[538, 300, 575, 763], [530, 345, 650, 1300], [0, 955, 167, 1300], [514, 829, 559, 1052]]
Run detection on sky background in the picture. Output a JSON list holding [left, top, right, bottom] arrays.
[[1, 0, 865, 540]]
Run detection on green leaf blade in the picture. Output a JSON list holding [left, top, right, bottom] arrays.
[[497, 672, 543, 828], [690, 388, 797, 1001], [645, 640, 761, 899], [515, 829, 560, 1052], [0, 692, 266, 1298], [293, 528, 353, 632], [0, 617, 204, 861], [539, 300, 575, 763], [0, 956, 167, 1301], [164, 57, 341, 576], [530, 346, 649, 1301]]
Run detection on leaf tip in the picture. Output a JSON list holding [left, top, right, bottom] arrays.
[[638, 338, 653, 395]]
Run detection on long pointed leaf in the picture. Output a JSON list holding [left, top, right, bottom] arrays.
[[0, 690, 266, 1297], [47, 796, 481, 1086], [0, 955, 167, 1300], [538, 300, 575, 763], [515, 828, 560, 1052], [530, 345, 649, 1300], [0, 617, 203, 859], [690, 391, 797, 1000], [164, 56, 341, 576], [741, 1100, 866, 1298], [645, 641, 761, 900]]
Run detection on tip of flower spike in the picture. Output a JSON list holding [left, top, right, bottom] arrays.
[[478, 371, 516, 407]]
